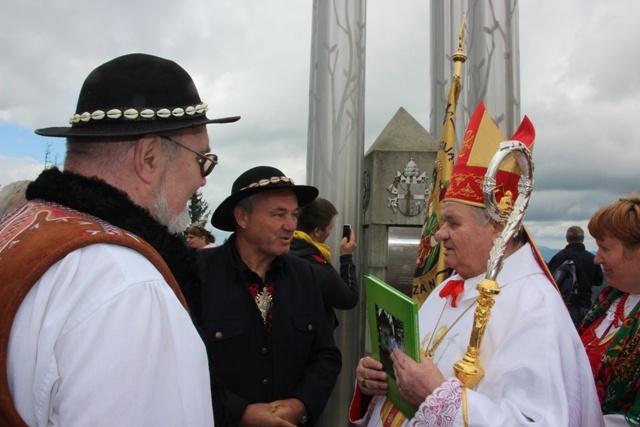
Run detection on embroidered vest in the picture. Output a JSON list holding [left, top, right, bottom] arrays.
[[0, 201, 188, 426]]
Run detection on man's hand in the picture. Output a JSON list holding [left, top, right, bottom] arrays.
[[391, 348, 446, 407], [271, 398, 305, 425], [339, 229, 357, 255], [355, 356, 388, 396], [239, 403, 296, 427]]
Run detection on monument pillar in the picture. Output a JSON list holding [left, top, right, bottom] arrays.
[[307, 0, 366, 424], [431, 0, 521, 140]]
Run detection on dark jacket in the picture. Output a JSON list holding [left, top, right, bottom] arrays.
[[547, 242, 604, 308], [289, 237, 359, 329], [198, 236, 342, 426]]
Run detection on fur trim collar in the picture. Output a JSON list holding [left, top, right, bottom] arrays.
[[26, 167, 202, 325]]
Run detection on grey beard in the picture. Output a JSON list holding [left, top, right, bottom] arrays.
[[152, 190, 191, 234], [165, 208, 191, 234]]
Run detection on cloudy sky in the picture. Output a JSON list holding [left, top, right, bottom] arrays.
[[1, 0, 638, 252]]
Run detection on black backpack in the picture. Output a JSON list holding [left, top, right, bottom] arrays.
[[553, 259, 578, 304]]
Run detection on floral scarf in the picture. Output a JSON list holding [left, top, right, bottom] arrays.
[[579, 287, 640, 424]]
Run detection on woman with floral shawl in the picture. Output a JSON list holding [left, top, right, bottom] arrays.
[[580, 193, 640, 426]]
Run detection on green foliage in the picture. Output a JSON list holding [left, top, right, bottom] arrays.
[[188, 191, 211, 226]]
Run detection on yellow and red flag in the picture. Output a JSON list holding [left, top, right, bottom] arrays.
[[412, 22, 466, 307]]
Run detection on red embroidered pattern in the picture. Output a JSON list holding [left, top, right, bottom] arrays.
[[0, 201, 133, 253], [408, 378, 463, 426]]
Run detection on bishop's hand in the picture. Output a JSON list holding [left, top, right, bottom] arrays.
[[391, 348, 446, 407]]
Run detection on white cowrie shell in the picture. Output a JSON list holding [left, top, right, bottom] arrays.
[[157, 108, 171, 118], [124, 108, 139, 119], [107, 109, 122, 119], [91, 110, 105, 120], [140, 109, 155, 119]]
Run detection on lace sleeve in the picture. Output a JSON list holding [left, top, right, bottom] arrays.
[[408, 378, 463, 427]]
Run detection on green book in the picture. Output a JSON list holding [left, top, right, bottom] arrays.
[[364, 274, 420, 419]]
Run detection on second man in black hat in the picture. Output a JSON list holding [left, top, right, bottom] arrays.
[[198, 165, 342, 426]]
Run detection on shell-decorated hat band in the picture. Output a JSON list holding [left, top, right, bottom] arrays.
[[69, 102, 209, 125], [240, 176, 294, 191]]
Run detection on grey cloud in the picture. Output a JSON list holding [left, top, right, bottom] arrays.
[[1, 0, 638, 253]]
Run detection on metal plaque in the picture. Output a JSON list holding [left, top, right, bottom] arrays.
[[386, 226, 422, 297]]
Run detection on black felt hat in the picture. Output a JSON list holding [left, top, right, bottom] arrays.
[[35, 53, 240, 138], [212, 166, 319, 231]]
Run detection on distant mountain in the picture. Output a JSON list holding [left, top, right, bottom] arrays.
[[537, 246, 560, 263]]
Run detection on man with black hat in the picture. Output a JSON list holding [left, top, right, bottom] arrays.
[[198, 166, 342, 426], [0, 53, 239, 426]]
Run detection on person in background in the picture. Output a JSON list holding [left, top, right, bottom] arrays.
[[548, 225, 604, 327], [290, 197, 359, 330], [186, 223, 216, 249], [0, 53, 239, 426], [579, 193, 640, 425], [350, 103, 602, 426], [198, 166, 341, 426], [0, 180, 30, 218]]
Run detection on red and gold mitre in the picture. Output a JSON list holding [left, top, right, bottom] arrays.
[[444, 102, 535, 209]]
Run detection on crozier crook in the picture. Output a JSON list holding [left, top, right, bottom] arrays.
[[453, 140, 534, 389]]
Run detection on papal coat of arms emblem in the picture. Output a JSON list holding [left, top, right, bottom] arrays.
[[387, 158, 429, 217]]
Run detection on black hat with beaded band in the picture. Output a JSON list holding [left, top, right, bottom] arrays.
[[35, 53, 240, 138], [212, 166, 319, 232]]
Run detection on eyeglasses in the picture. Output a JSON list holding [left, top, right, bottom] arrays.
[[159, 135, 218, 177]]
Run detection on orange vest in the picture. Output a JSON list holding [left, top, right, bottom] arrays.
[[0, 201, 188, 426]]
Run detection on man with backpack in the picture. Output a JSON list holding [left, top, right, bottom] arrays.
[[548, 225, 604, 327]]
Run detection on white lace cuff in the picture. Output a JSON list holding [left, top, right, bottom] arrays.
[[407, 377, 463, 427]]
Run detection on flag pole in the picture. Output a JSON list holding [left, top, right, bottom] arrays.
[[412, 14, 467, 306], [451, 14, 467, 102]]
